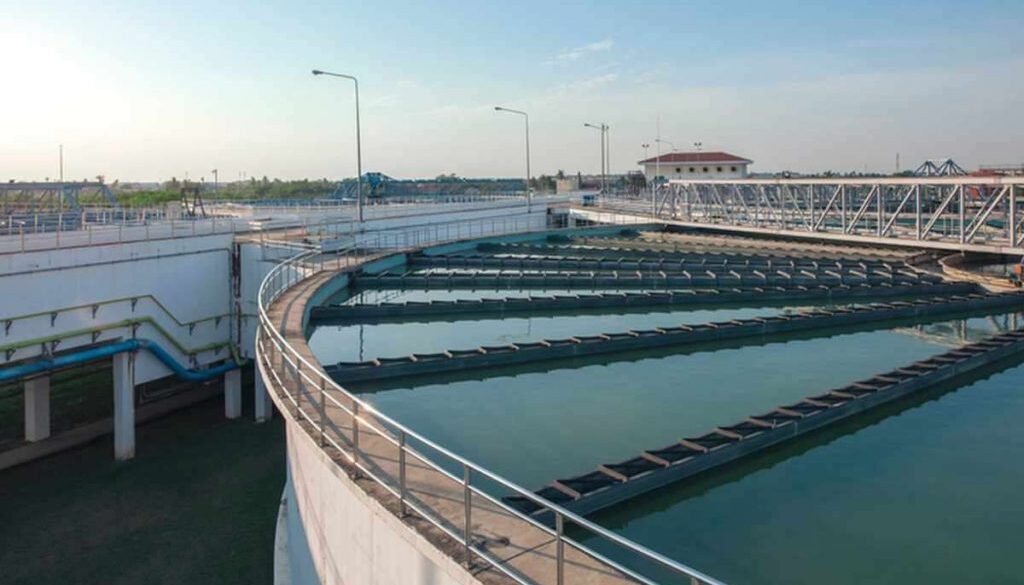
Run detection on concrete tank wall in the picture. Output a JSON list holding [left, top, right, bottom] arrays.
[[275, 387, 482, 585]]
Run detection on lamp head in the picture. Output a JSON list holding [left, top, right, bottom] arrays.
[[312, 69, 324, 75]]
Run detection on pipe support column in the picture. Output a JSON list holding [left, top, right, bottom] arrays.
[[24, 375, 51, 442], [224, 369, 242, 419], [113, 351, 135, 461]]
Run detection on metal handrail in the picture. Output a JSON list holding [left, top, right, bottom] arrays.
[[255, 213, 726, 585], [1, 196, 568, 254]]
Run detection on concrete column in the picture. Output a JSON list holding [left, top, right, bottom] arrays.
[[24, 375, 51, 442], [255, 366, 273, 423], [113, 351, 135, 461], [224, 368, 242, 419]]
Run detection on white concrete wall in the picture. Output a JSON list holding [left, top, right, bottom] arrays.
[[644, 161, 748, 181], [239, 242, 282, 359], [278, 398, 482, 585], [349, 202, 549, 249], [0, 234, 234, 384]]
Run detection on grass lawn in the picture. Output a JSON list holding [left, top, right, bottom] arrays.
[[0, 394, 284, 585]]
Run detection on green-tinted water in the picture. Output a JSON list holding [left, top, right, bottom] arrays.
[[309, 305, 801, 363], [352, 316, 1015, 489], [584, 359, 1024, 585]]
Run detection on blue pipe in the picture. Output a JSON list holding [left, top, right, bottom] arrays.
[[0, 339, 239, 383]]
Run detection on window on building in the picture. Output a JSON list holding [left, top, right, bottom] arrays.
[[689, 167, 695, 173], [731, 166, 737, 172], [702, 167, 708, 172], [675, 167, 681, 173], [716, 166, 723, 172]]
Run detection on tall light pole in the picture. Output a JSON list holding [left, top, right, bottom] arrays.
[[641, 143, 650, 194], [58, 144, 64, 213], [494, 106, 531, 210], [313, 69, 364, 222], [584, 123, 608, 193], [211, 169, 218, 192], [606, 126, 612, 192]]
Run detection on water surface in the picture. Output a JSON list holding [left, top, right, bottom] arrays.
[[584, 358, 1024, 585], [309, 305, 801, 363], [355, 316, 1014, 488]]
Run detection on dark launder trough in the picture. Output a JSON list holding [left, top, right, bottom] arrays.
[[503, 327, 1024, 517], [325, 290, 1024, 383], [311, 281, 977, 322], [355, 265, 933, 290]]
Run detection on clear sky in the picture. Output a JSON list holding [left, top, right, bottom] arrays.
[[2, 0, 1023, 182]]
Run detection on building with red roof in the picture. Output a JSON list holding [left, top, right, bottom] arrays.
[[638, 151, 752, 182]]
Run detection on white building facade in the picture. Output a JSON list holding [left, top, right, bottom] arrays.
[[640, 151, 752, 182]]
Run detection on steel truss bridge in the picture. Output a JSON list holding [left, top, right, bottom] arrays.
[[613, 177, 1024, 254], [0, 182, 117, 212]]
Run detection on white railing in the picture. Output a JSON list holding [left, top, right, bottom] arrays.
[[255, 213, 726, 585], [592, 177, 1024, 251], [0, 196, 565, 254]]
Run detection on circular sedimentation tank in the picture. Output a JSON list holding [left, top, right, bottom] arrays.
[[302, 230, 1024, 585]]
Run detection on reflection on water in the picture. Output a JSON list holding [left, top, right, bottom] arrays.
[[309, 305, 798, 364], [351, 314, 1018, 489], [583, 357, 1024, 585], [894, 312, 1023, 346], [329, 288, 687, 305]]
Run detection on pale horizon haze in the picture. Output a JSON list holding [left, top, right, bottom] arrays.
[[2, 0, 1023, 182]]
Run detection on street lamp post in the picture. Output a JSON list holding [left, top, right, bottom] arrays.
[[606, 126, 611, 192], [584, 123, 608, 193], [641, 143, 650, 196], [313, 69, 364, 222], [494, 106, 531, 210]]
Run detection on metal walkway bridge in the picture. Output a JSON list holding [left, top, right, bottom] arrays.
[[591, 177, 1024, 254]]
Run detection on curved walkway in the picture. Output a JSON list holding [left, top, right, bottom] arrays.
[[261, 260, 642, 585]]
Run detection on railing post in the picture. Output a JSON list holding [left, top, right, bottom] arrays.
[[556, 511, 565, 585], [1008, 184, 1016, 247], [318, 378, 326, 446], [399, 431, 407, 517], [463, 464, 472, 567], [294, 360, 303, 420], [959, 184, 966, 245], [352, 400, 360, 455]]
